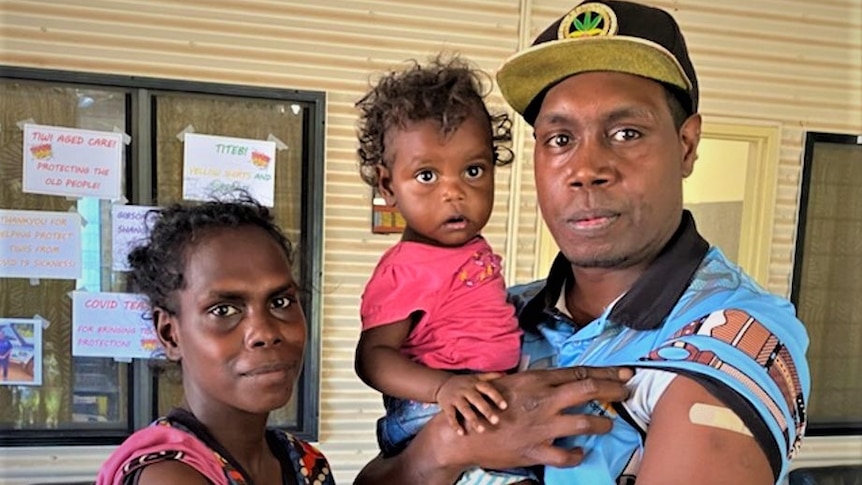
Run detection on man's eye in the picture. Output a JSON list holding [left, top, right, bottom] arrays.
[[464, 165, 485, 179], [271, 296, 294, 310], [549, 134, 571, 147], [611, 128, 641, 142], [209, 305, 239, 317], [415, 170, 437, 184]]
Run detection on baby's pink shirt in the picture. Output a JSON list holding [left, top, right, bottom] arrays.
[[361, 237, 522, 372]]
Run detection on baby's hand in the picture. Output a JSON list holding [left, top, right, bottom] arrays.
[[434, 373, 508, 435]]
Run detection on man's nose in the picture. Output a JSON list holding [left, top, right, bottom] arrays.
[[567, 138, 616, 188]]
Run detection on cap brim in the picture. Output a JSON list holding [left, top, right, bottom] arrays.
[[497, 36, 692, 116]]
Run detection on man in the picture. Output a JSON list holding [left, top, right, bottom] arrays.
[[355, 1, 809, 484], [0, 327, 13, 381]]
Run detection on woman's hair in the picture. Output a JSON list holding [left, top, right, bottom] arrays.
[[355, 54, 513, 187], [127, 192, 293, 315]]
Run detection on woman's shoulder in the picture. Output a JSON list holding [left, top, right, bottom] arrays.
[[268, 430, 336, 484], [97, 416, 228, 485], [132, 459, 213, 485]]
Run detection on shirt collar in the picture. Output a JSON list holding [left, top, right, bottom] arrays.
[[522, 210, 709, 331]]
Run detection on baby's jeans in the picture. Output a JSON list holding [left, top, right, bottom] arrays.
[[378, 395, 537, 485]]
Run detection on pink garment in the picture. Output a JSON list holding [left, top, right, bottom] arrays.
[[361, 237, 522, 372], [96, 423, 228, 485]]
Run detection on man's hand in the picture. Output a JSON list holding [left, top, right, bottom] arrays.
[[434, 366, 634, 472], [355, 365, 634, 485]]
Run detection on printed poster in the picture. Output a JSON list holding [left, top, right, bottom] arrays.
[[23, 124, 124, 200], [0, 318, 43, 386], [72, 292, 162, 360], [183, 133, 276, 206], [0, 209, 82, 280], [111, 205, 156, 272]]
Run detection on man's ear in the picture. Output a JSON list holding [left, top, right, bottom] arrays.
[[154, 307, 181, 361], [376, 165, 397, 206], [679, 113, 702, 179]]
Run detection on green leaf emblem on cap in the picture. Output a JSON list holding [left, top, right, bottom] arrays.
[[574, 12, 601, 34], [558, 2, 618, 39]]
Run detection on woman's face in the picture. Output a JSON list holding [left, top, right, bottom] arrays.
[[157, 225, 307, 416]]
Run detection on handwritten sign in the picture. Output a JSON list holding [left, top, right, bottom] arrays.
[[111, 205, 156, 272], [183, 133, 276, 206], [23, 124, 124, 199], [71, 292, 162, 359], [0, 209, 82, 280]]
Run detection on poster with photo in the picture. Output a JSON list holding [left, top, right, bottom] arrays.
[[71, 291, 161, 360], [111, 205, 156, 272], [182, 133, 276, 206], [0, 209, 82, 280], [22, 124, 124, 200], [0, 318, 43, 386]]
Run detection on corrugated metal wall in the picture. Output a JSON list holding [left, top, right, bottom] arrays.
[[1, 0, 860, 482]]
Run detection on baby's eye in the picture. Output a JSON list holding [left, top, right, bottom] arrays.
[[464, 165, 485, 180], [209, 304, 239, 317], [415, 170, 437, 184], [611, 128, 641, 142]]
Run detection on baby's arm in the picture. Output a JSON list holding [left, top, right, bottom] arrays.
[[355, 317, 507, 434]]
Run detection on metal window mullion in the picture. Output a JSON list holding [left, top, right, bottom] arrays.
[[130, 87, 155, 430]]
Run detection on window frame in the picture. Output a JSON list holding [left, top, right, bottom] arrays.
[[791, 131, 862, 437], [0, 65, 326, 445]]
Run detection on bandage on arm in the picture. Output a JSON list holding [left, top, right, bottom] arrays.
[[688, 402, 753, 436], [635, 375, 774, 485]]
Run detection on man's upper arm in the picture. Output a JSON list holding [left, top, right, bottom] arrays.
[[636, 375, 774, 485], [635, 307, 810, 484]]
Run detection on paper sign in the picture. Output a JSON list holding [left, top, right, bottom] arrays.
[[0, 318, 43, 386], [111, 205, 156, 272], [71, 292, 162, 359], [183, 133, 276, 206], [23, 124, 124, 199], [0, 209, 82, 280]]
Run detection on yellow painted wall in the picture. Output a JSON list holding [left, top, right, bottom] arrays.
[[684, 138, 750, 204]]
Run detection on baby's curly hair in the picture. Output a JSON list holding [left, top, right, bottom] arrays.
[[127, 192, 294, 316], [356, 55, 513, 187]]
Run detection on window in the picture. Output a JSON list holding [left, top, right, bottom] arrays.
[[792, 132, 862, 435], [0, 67, 325, 445]]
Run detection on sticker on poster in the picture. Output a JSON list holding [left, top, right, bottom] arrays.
[[182, 133, 276, 206], [0, 318, 43, 386], [111, 205, 156, 272], [0, 209, 82, 280], [22, 124, 123, 199], [71, 291, 162, 360]]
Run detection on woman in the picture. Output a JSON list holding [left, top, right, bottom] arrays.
[[97, 195, 334, 485]]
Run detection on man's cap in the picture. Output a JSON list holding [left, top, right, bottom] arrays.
[[497, 0, 698, 124]]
